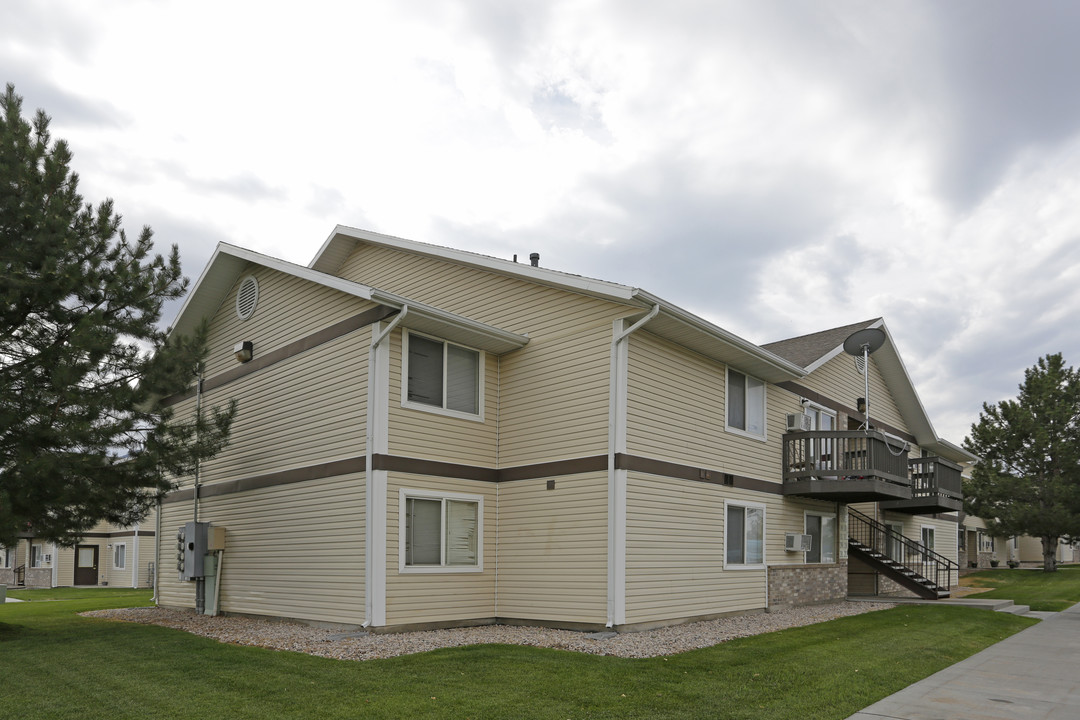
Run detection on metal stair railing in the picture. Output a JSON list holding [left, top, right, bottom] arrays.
[[14, 564, 25, 586], [848, 507, 959, 592]]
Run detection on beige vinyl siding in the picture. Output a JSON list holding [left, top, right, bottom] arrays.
[[171, 328, 369, 489], [385, 473, 496, 625], [496, 472, 608, 624], [499, 327, 612, 466], [388, 329, 497, 466], [800, 354, 908, 433], [158, 473, 366, 624], [201, 265, 376, 379], [156, 500, 198, 609], [338, 243, 632, 467], [626, 330, 805, 483]]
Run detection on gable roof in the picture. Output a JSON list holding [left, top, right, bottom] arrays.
[[309, 225, 807, 383], [762, 318, 881, 370], [169, 243, 531, 356], [765, 318, 976, 464]]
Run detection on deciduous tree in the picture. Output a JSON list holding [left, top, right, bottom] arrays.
[[0, 83, 235, 547], [964, 353, 1080, 571]]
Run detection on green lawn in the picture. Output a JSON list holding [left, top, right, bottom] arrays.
[[0, 588, 1035, 719], [961, 564, 1080, 611]]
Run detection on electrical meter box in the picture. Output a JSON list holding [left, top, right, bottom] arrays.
[[176, 521, 209, 581], [207, 526, 227, 551]]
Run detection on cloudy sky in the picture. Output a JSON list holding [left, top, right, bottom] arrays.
[[5, 0, 1080, 444]]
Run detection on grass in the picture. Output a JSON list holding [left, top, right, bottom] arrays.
[[960, 564, 1080, 611], [0, 588, 1035, 720]]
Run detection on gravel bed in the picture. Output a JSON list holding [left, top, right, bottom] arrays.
[[82, 600, 894, 661]]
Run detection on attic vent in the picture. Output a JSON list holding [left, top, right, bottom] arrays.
[[235, 275, 259, 321]]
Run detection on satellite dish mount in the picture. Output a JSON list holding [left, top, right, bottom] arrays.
[[842, 327, 886, 430]]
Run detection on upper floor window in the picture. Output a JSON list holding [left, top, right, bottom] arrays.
[[726, 368, 766, 439], [403, 332, 484, 420]]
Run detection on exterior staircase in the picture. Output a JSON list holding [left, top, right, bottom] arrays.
[[848, 508, 958, 600]]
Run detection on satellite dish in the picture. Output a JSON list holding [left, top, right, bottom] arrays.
[[842, 327, 886, 430], [842, 327, 886, 356]]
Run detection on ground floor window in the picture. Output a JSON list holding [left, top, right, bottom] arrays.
[[921, 526, 936, 554], [725, 501, 765, 568], [805, 512, 836, 563], [0, 546, 9, 568], [113, 543, 127, 570], [886, 522, 905, 562], [400, 489, 483, 572], [31, 544, 43, 568]]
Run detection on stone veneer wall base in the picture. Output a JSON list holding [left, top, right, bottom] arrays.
[[768, 562, 848, 609]]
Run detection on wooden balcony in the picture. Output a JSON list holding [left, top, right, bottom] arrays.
[[782, 431, 913, 502], [879, 456, 963, 514]]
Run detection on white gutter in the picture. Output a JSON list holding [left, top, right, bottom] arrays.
[[606, 305, 660, 628], [363, 306, 408, 628]]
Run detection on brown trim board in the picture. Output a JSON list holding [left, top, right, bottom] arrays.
[[162, 453, 783, 503], [162, 305, 397, 407], [776, 381, 918, 445]]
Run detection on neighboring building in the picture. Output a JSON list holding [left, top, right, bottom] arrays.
[[153, 226, 974, 631], [959, 516, 1079, 568], [0, 511, 157, 589]]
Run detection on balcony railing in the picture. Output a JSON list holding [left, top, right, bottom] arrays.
[[782, 430, 913, 502], [880, 456, 963, 513]]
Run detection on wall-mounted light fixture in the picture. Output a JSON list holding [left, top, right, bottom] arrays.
[[234, 340, 253, 363], [856, 397, 866, 414]]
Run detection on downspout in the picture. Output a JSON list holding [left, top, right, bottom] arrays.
[[192, 373, 204, 524], [153, 496, 162, 603], [606, 304, 660, 628], [363, 306, 408, 628], [132, 523, 140, 589]]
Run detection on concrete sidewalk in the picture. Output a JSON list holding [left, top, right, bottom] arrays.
[[848, 602, 1080, 719]]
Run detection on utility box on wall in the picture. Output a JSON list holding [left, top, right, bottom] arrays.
[[176, 521, 209, 581]]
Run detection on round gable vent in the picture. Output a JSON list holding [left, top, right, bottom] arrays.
[[235, 275, 259, 320]]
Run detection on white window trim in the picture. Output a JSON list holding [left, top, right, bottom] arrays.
[[724, 368, 768, 442], [398, 488, 484, 574], [921, 524, 936, 552], [0, 546, 8, 568], [401, 330, 486, 423], [724, 500, 767, 570], [113, 542, 127, 570], [803, 510, 837, 564]]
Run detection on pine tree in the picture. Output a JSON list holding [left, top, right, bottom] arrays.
[[964, 353, 1080, 572], [0, 84, 235, 546]]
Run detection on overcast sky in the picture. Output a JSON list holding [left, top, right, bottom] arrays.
[[6, 0, 1080, 444]]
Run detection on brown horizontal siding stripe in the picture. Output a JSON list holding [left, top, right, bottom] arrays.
[[75, 530, 157, 539], [372, 454, 499, 483], [497, 455, 608, 482], [616, 453, 782, 495], [161, 456, 368, 505], [776, 381, 918, 444], [161, 453, 785, 503], [162, 305, 397, 407]]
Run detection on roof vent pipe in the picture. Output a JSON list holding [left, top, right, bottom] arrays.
[[530, 253, 540, 267]]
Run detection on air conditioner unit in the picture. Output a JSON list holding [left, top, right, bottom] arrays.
[[785, 533, 813, 552], [43, 554, 52, 564], [786, 413, 813, 432]]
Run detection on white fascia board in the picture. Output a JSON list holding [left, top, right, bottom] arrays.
[[313, 225, 641, 303], [803, 318, 885, 374], [632, 290, 806, 380], [369, 289, 529, 355], [168, 243, 376, 339]]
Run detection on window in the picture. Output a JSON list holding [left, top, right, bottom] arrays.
[[113, 543, 127, 570], [31, 544, 42, 568], [958, 528, 966, 551], [726, 369, 766, 438], [805, 512, 836, 564], [921, 526, 936, 553], [0, 546, 9, 568], [885, 522, 905, 562], [725, 501, 765, 567], [403, 332, 483, 419], [400, 489, 483, 572]]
